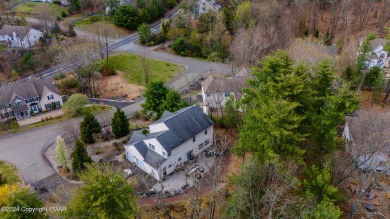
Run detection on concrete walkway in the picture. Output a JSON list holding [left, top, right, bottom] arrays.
[[17, 109, 64, 126]]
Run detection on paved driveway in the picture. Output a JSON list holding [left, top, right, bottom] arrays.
[[0, 124, 63, 185]]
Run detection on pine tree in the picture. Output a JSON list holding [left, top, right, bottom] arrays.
[[64, 164, 138, 218], [67, 25, 77, 37], [112, 108, 130, 139], [372, 73, 385, 104], [223, 95, 238, 130], [72, 139, 92, 175], [80, 112, 101, 144], [52, 22, 61, 34], [160, 89, 188, 113], [54, 136, 71, 171], [141, 80, 168, 118]]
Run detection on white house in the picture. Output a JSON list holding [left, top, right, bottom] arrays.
[[0, 25, 43, 48], [0, 78, 63, 121], [201, 70, 249, 113], [195, 0, 221, 15], [124, 105, 214, 181], [361, 38, 389, 69]]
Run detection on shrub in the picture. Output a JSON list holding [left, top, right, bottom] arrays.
[[53, 73, 66, 80], [62, 78, 79, 89], [132, 111, 141, 119], [172, 37, 187, 55], [100, 62, 116, 76], [61, 11, 67, 18]]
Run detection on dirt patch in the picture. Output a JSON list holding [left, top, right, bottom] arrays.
[[359, 90, 390, 112], [95, 71, 145, 101]]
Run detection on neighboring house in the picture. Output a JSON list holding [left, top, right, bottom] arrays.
[[0, 25, 43, 48], [361, 38, 389, 69], [194, 0, 221, 16], [124, 105, 214, 181], [201, 69, 249, 113], [0, 78, 63, 121], [105, 0, 134, 15], [342, 110, 390, 174], [31, 0, 69, 4]]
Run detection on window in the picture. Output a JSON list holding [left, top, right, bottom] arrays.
[[193, 136, 196, 142], [205, 129, 207, 135], [162, 151, 166, 157], [55, 101, 60, 107], [168, 151, 171, 156], [198, 143, 204, 150], [224, 92, 230, 97], [206, 93, 210, 97], [15, 101, 22, 107], [205, 139, 210, 145], [168, 164, 172, 168], [178, 157, 181, 162], [45, 104, 51, 110], [47, 95, 54, 100], [149, 143, 155, 150]]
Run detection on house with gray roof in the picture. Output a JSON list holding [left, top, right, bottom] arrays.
[[0, 78, 63, 121], [201, 70, 249, 113], [124, 105, 214, 180], [0, 25, 43, 48]]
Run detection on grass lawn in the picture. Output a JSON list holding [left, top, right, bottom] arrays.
[[108, 53, 184, 86], [75, 20, 129, 39], [13, 2, 68, 17], [0, 161, 22, 185], [0, 105, 112, 137]]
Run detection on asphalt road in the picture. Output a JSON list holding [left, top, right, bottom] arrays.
[[0, 124, 62, 185]]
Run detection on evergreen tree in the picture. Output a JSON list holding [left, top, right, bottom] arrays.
[[138, 23, 152, 45], [111, 108, 129, 139], [67, 25, 77, 37], [372, 73, 385, 104], [69, 0, 81, 13], [112, 6, 140, 30], [51, 22, 61, 34], [64, 164, 138, 218], [80, 112, 101, 144], [223, 95, 238, 129], [363, 66, 381, 89], [54, 135, 71, 171], [71, 139, 92, 175], [141, 80, 168, 118], [160, 89, 188, 113]]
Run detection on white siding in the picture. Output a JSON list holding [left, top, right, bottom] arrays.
[[39, 86, 63, 111], [159, 125, 214, 176], [204, 92, 235, 108], [143, 138, 166, 158], [149, 122, 169, 133]]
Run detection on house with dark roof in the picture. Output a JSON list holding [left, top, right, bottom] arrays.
[[124, 105, 214, 180], [201, 70, 249, 113], [0, 78, 63, 120], [0, 25, 43, 48], [342, 110, 390, 175]]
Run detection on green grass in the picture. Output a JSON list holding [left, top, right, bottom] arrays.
[[0, 105, 112, 137], [0, 45, 7, 52], [13, 2, 68, 17], [80, 105, 111, 115], [74, 15, 109, 26], [108, 53, 184, 86], [0, 161, 22, 185]]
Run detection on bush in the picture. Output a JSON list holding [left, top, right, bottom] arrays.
[[53, 73, 66, 80], [132, 111, 141, 119], [100, 62, 116, 76], [172, 37, 187, 55], [62, 78, 79, 89], [61, 11, 68, 18]]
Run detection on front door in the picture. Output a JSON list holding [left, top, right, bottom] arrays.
[[31, 105, 39, 113]]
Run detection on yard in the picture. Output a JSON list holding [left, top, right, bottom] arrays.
[[0, 161, 22, 185], [74, 20, 129, 39], [108, 53, 184, 86], [12, 2, 68, 17], [0, 105, 111, 137]]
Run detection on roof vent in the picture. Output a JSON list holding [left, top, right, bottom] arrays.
[[180, 138, 183, 142]]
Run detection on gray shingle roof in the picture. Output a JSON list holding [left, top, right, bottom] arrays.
[[0, 78, 59, 104], [144, 149, 166, 167], [202, 75, 247, 94], [153, 105, 214, 152], [133, 141, 147, 158], [128, 131, 147, 144], [0, 25, 31, 38]]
